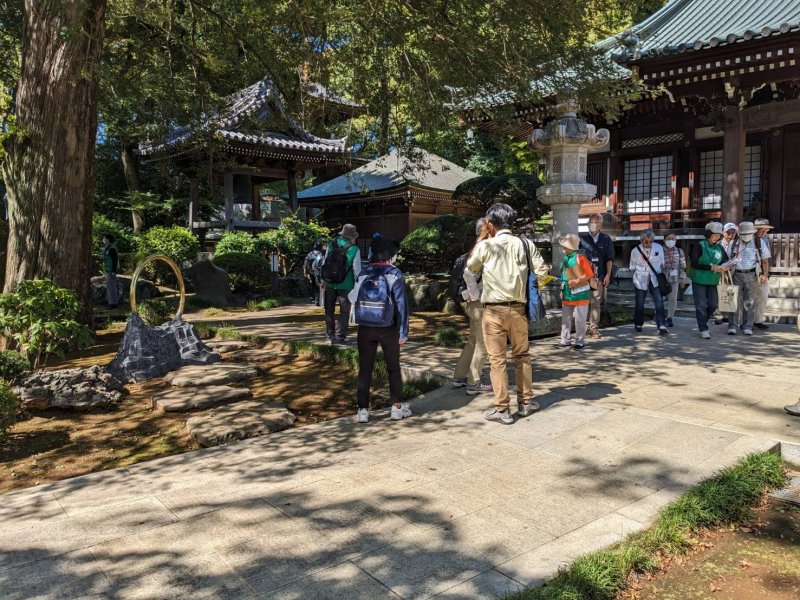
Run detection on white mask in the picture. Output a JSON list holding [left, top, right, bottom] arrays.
[[741, 234, 754, 243], [588, 223, 599, 233], [665, 240, 676, 248]]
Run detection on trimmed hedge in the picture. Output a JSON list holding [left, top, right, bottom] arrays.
[[398, 214, 476, 274], [215, 231, 259, 256], [213, 252, 271, 294]]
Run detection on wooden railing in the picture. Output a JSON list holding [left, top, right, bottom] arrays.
[[770, 233, 800, 275]]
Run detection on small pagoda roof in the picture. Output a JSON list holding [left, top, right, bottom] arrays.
[[600, 0, 800, 63], [138, 77, 347, 158], [297, 149, 479, 200]]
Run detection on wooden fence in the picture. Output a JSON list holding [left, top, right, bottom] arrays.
[[769, 233, 800, 275]]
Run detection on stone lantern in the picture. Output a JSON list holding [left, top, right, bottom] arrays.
[[529, 101, 609, 271]]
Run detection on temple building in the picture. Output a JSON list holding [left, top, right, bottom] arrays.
[[297, 149, 484, 248]]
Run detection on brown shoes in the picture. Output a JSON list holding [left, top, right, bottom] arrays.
[[587, 331, 602, 339]]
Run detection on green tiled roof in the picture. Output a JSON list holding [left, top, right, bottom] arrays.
[[600, 0, 800, 62]]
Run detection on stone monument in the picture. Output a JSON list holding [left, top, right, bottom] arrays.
[[529, 101, 609, 271]]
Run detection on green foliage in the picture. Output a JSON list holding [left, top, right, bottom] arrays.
[[202, 307, 226, 317], [258, 217, 330, 275], [435, 327, 465, 348], [284, 339, 388, 380], [138, 299, 172, 326], [92, 214, 137, 254], [256, 297, 294, 310], [508, 451, 785, 600], [0, 280, 93, 368], [399, 215, 476, 274], [214, 326, 244, 341], [402, 378, 441, 400], [137, 226, 200, 265], [0, 350, 31, 384], [215, 231, 259, 256], [0, 380, 19, 441], [191, 322, 217, 340], [453, 173, 546, 227], [212, 252, 271, 294]]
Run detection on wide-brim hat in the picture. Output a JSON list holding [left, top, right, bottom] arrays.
[[370, 237, 399, 262], [558, 233, 580, 252], [754, 218, 774, 230], [339, 224, 359, 241], [738, 221, 756, 235]]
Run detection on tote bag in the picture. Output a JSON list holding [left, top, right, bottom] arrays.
[[717, 271, 739, 314]]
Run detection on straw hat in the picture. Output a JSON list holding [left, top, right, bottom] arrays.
[[754, 218, 774, 230], [558, 233, 580, 252]]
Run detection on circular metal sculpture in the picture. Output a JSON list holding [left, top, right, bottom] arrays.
[[129, 254, 186, 319]]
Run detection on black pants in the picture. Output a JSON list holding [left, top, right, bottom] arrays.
[[307, 276, 320, 302], [357, 325, 402, 409], [692, 283, 718, 332], [324, 287, 351, 340]]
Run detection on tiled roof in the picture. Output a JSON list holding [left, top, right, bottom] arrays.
[[297, 149, 480, 199], [138, 77, 347, 157], [601, 0, 800, 62]]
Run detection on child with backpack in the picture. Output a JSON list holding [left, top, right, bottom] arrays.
[[348, 236, 410, 423]]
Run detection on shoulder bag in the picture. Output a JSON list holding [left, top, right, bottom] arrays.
[[636, 245, 672, 297], [518, 236, 546, 322]]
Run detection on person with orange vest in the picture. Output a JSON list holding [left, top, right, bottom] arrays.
[[556, 233, 593, 350]]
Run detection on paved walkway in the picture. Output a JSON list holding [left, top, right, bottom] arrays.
[[1, 313, 799, 599]]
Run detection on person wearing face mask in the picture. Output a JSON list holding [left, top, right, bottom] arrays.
[[629, 229, 668, 334], [580, 213, 615, 339], [662, 233, 686, 328], [729, 221, 771, 336], [753, 218, 774, 330], [689, 222, 727, 339]]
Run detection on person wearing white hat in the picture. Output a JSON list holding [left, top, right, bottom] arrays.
[[753, 218, 774, 330], [556, 233, 593, 350], [715, 222, 739, 325], [729, 221, 771, 336], [688, 222, 727, 339]]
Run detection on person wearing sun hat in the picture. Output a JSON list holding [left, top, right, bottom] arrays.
[[753, 218, 774, 330], [688, 222, 727, 339], [729, 221, 771, 336], [714, 222, 739, 325], [556, 233, 593, 350]]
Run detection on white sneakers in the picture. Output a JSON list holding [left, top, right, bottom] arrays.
[[357, 403, 412, 423], [700, 330, 711, 339], [743, 328, 753, 336]]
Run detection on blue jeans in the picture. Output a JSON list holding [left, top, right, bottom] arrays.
[[692, 283, 718, 332], [634, 283, 666, 328]]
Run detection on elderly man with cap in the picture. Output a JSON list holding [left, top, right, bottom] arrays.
[[321, 224, 361, 345], [689, 222, 727, 339], [729, 221, 771, 336], [556, 233, 593, 350], [753, 218, 774, 330], [713, 222, 739, 325], [629, 229, 668, 335]]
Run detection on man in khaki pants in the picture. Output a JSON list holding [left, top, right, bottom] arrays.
[[753, 218, 773, 330], [467, 203, 550, 424], [453, 218, 492, 395]]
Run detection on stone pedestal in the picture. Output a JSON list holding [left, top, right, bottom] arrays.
[[529, 103, 609, 272]]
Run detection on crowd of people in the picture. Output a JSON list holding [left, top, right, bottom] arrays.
[[305, 206, 787, 425]]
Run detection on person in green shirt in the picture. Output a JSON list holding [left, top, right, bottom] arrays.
[[688, 222, 726, 339], [322, 224, 361, 345]]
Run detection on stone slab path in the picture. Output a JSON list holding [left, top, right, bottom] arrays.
[[165, 363, 259, 388], [186, 400, 297, 447], [2, 317, 799, 599], [153, 385, 251, 412]]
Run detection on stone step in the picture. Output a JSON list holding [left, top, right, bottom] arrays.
[[186, 400, 296, 447], [205, 340, 256, 353], [223, 349, 285, 363], [164, 363, 259, 388], [152, 385, 251, 412], [766, 297, 800, 311]]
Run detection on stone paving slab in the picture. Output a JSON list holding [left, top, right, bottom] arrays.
[[164, 362, 259, 387], [205, 339, 256, 352], [153, 385, 251, 411], [186, 400, 297, 447]]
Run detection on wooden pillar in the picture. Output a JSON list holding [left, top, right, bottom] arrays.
[[251, 182, 261, 221], [223, 171, 234, 231], [189, 177, 199, 230], [722, 106, 745, 224], [287, 167, 298, 212]]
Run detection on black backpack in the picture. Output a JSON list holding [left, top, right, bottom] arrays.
[[321, 238, 353, 284], [447, 253, 469, 302]]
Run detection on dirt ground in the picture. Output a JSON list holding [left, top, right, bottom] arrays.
[[621, 496, 800, 600]]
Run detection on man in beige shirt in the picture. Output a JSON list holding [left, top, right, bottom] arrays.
[[467, 203, 550, 424]]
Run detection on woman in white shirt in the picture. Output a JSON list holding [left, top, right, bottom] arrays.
[[629, 229, 668, 335]]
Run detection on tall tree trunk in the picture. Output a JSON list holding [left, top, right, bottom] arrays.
[[378, 75, 390, 156], [1, 0, 106, 325], [121, 142, 145, 233]]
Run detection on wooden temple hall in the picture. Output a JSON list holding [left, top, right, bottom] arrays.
[[137, 78, 356, 233], [470, 0, 800, 273]]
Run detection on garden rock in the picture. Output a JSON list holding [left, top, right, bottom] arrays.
[[224, 349, 284, 363], [164, 363, 258, 387], [153, 385, 250, 412], [108, 314, 221, 383], [206, 340, 255, 353], [14, 366, 126, 411], [184, 260, 232, 306], [528, 309, 562, 338], [406, 279, 448, 311], [91, 275, 158, 306], [186, 400, 296, 447]]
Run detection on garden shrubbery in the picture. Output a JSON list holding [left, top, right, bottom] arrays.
[[212, 252, 271, 294], [215, 231, 260, 256], [0, 380, 19, 441], [0, 350, 31, 384], [398, 214, 476, 274], [138, 299, 173, 326], [137, 225, 200, 265]]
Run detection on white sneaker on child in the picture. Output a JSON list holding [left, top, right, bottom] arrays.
[[401, 402, 413, 418], [356, 408, 369, 423]]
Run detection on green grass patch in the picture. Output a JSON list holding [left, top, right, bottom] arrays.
[[435, 326, 464, 348], [191, 322, 217, 339], [402, 378, 442, 400], [505, 451, 786, 600], [202, 307, 226, 317], [214, 326, 244, 341], [284, 339, 387, 380]]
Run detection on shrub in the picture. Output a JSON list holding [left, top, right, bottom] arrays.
[[202, 307, 225, 317], [191, 322, 216, 339], [212, 252, 271, 294], [435, 326, 464, 348], [92, 214, 137, 254], [138, 226, 200, 265], [214, 326, 244, 341], [0, 280, 93, 368], [398, 214, 476, 274], [257, 216, 330, 275], [0, 350, 31, 384], [256, 297, 293, 310], [138, 299, 173, 326], [215, 231, 259, 256], [0, 380, 19, 441]]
